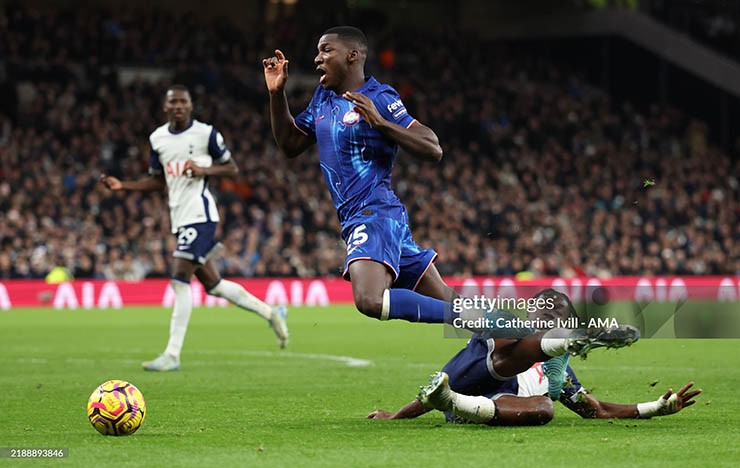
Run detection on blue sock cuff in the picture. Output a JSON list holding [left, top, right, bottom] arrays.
[[388, 289, 448, 324]]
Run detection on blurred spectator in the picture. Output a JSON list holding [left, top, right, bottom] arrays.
[[0, 3, 736, 280]]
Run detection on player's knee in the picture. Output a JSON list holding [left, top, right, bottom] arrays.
[[172, 270, 192, 283], [533, 397, 554, 425], [354, 292, 383, 319]]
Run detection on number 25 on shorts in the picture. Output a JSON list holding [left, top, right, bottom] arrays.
[[346, 224, 368, 254]]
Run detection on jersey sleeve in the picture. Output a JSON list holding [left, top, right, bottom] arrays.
[[374, 88, 416, 128], [294, 86, 320, 137], [208, 126, 232, 163], [148, 138, 163, 175], [560, 365, 586, 403]]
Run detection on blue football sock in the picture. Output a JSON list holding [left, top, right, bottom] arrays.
[[386, 289, 449, 323]]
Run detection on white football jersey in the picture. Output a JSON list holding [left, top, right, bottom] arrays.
[[515, 363, 550, 397], [511, 362, 586, 403], [148, 120, 231, 233]]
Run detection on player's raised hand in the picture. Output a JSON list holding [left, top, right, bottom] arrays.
[[343, 92, 384, 127], [657, 381, 702, 415], [263, 49, 289, 94], [99, 174, 122, 191]]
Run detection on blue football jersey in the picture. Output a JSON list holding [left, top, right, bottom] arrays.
[[294, 76, 417, 226]]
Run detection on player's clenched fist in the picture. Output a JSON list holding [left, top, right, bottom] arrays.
[[263, 49, 289, 94], [99, 174, 122, 191]]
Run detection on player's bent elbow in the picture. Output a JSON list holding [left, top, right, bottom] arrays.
[[418, 145, 442, 162], [431, 145, 443, 162]]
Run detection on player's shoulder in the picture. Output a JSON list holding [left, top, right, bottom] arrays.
[[363, 76, 399, 98], [190, 119, 215, 133], [150, 122, 171, 139]]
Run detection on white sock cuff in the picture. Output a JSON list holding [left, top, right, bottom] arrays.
[[171, 277, 190, 289], [540, 329, 568, 357], [208, 279, 225, 295], [380, 289, 390, 321], [452, 395, 497, 424]]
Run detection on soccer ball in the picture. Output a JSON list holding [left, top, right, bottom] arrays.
[[86, 380, 146, 436]]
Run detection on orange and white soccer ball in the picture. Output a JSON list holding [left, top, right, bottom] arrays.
[[87, 380, 146, 436]]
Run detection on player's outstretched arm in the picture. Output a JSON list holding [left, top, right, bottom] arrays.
[[100, 174, 166, 193], [262, 50, 314, 158], [367, 399, 430, 420], [343, 91, 442, 162], [184, 158, 238, 178], [562, 381, 702, 419]]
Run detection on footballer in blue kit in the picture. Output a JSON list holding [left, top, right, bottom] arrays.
[[264, 26, 463, 324], [293, 76, 437, 291]]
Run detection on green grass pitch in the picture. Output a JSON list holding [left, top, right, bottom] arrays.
[[1, 305, 738, 467]]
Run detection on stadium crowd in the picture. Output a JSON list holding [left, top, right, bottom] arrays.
[[0, 3, 737, 281]]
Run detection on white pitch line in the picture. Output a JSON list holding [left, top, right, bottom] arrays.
[[189, 349, 373, 368]]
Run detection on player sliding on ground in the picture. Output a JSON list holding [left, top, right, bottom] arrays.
[[366, 290, 690, 425], [370, 370, 701, 426], [100, 85, 288, 371]]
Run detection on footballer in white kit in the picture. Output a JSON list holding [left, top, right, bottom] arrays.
[[101, 85, 289, 372], [149, 118, 229, 264], [367, 289, 700, 425]]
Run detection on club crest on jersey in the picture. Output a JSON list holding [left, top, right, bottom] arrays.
[[342, 110, 361, 126]]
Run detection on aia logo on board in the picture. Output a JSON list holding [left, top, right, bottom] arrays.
[[342, 110, 360, 126]]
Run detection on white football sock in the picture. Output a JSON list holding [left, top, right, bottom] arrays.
[[164, 279, 192, 359], [450, 393, 497, 424], [209, 279, 272, 320], [540, 328, 569, 357]]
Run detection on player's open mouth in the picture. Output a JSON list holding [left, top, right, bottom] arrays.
[[316, 66, 327, 84]]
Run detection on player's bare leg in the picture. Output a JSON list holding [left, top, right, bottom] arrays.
[[489, 395, 554, 426], [414, 264, 459, 301], [348, 260, 393, 319], [350, 260, 480, 323], [197, 260, 289, 348], [490, 336, 551, 378]]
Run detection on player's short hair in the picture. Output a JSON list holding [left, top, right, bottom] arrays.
[[533, 288, 578, 320], [323, 26, 368, 52], [164, 84, 191, 100]]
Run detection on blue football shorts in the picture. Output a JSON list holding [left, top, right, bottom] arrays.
[[172, 222, 222, 265], [341, 217, 437, 290]]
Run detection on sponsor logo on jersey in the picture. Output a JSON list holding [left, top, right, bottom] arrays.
[[386, 99, 405, 113], [387, 99, 408, 120], [342, 110, 360, 126]]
